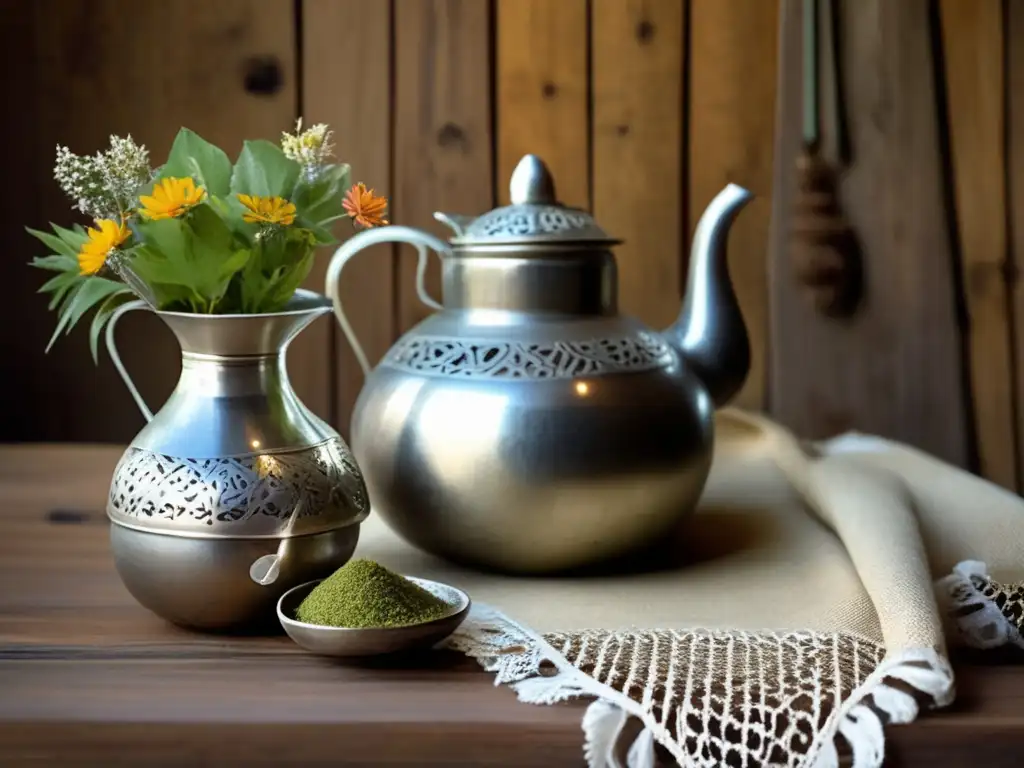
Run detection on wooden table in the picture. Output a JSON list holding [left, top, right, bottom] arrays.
[[2, 445, 1022, 767]]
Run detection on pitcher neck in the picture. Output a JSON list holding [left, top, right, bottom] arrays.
[[442, 246, 617, 315], [155, 291, 332, 357], [176, 352, 290, 398]]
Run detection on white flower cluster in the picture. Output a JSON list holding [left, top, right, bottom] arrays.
[[53, 135, 152, 220], [281, 118, 334, 180]]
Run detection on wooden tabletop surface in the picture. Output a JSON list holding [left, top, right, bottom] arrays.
[[2, 445, 1023, 767]]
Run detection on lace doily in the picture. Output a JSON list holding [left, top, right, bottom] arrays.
[[446, 604, 952, 768], [938, 560, 1024, 650]]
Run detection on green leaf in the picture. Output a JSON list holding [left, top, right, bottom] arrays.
[[31, 248, 84, 310], [130, 204, 251, 311], [133, 218, 190, 273], [41, 272, 82, 310], [26, 226, 78, 259], [159, 127, 233, 197], [64, 277, 128, 335], [231, 140, 301, 199], [46, 282, 83, 351], [265, 248, 315, 311], [189, 201, 235, 253], [205, 193, 235, 225], [189, 204, 251, 294], [292, 163, 351, 227], [89, 290, 135, 364], [296, 217, 337, 245], [38, 269, 79, 295], [31, 253, 78, 272], [237, 227, 316, 313], [52, 223, 89, 249], [43, 276, 122, 352], [148, 283, 199, 313], [48, 280, 79, 311]]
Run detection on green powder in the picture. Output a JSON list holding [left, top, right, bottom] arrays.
[[296, 559, 452, 628]]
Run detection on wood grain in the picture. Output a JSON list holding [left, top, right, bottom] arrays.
[[393, 0, 494, 334], [689, 0, 780, 411], [0, 443, 584, 766], [1, 0, 300, 442], [1007, 1, 1024, 493], [301, 0, 394, 437], [769, 0, 971, 469], [496, 0, 589, 209], [939, 0, 1017, 490], [2, 444, 1023, 767], [592, 0, 686, 331]]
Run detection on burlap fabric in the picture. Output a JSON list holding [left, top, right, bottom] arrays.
[[357, 409, 1024, 767]]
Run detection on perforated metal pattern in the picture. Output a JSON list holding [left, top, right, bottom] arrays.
[[456, 204, 612, 244]]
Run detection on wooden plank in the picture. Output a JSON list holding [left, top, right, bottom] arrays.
[[1006, 1, 1024, 492], [769, 0, 970, 469], [592, 0, 686, 332], [393, 0, 494, 334], [939, 0, 1016, 490], [301, 0, 394, 438], [689, 0, 780, 411], [496, 0, 589, 209], [0, 444, 1021, 767], [3, 1, 298, 442]]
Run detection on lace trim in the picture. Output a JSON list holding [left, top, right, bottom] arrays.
[[937, 560, 1024, 650], [446, 605, 952, 768]]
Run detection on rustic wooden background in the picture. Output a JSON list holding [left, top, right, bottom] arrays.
[[2, 0, 1022, 493]]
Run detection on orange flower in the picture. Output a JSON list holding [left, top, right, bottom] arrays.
[[342, 183, 389, 229]]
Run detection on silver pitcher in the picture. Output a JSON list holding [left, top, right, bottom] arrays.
[[327, 155, 751, 573], [104, 289, 368, 630]]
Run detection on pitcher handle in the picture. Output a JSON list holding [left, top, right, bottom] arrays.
[[326, 226, 449, 377], [105, 299, 155, 423]]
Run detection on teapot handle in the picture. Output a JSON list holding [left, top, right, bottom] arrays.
[[105, 299, 155, 423], [325, 226, 448, 377]]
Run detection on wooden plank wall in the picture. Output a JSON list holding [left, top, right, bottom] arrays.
[[768, 0, 1019, 491], [939, 0, 1016, 489], [1, 0, 299, 443], [770, 0, 972, 471], [6, 0, 1024, 494]]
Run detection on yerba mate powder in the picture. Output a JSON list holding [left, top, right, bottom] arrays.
[[296, 559, 451, 628]]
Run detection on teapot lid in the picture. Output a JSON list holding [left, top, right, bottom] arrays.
[[434, 155, 620, 247]]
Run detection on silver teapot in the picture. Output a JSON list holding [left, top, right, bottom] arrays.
[[326, 155, 751, 573]]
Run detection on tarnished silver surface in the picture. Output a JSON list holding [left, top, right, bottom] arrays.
[[104, 289, 368, 630], [442, 154, 618, 246], [382, 329, 673, 379], [277, 578, 470, 657], [107, 438, 367, 538], [111, 524, 360, 631], [664, 182, 754, 407], [125, 290, 338, 456], [328, 155, 752, 573]]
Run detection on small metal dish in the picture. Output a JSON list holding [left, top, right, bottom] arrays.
[[276, 577, 471, 657]]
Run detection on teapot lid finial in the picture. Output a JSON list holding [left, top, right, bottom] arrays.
[[435, 153, 619, 247], [509, 154, 558, 206]]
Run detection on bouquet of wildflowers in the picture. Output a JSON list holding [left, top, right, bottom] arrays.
[[28, 121, 388, 360]]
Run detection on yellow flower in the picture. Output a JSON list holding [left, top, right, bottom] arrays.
[[237, 194, 297, 226], [78, 218, 130, 275], [342, 183, 389, 229], [138, 177, 206, 220]]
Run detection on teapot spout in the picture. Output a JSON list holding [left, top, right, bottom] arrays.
[[663, 183, 753, 408]]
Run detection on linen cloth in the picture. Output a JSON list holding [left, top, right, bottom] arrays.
[[356, 409, 1024, 767]]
